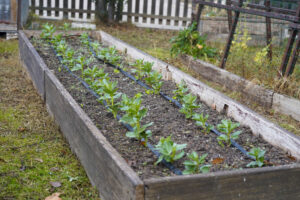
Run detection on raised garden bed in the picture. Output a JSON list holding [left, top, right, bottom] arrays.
[[19, 29, 300, 200]]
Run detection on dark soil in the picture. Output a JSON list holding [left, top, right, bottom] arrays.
[[30, 36, 296, 180]]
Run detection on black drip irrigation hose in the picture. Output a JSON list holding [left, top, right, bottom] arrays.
[[50, 44, 183, 175], [88, 38, 256, 161]]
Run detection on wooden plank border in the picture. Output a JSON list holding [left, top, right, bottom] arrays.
[[18, 30, 144, 200], [144, 164, 300, 199], [94, 30, 300, 160]]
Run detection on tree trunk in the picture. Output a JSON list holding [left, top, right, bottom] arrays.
[[116, 0, 123, 22], [108, 0, 116, 23], [96, 0, 108, 22]]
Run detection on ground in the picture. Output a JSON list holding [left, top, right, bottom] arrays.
[[0, 39, 100, 199]]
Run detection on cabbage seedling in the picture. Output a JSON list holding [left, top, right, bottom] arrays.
[[217, 119, 242, 147], [40, 23, 56, 41], [130, 59, 153, 80], [179, 93, 200, 119], [172, 80, 189, 103], [183, 152, 211, 175], [246, 147, 266, 168], [145, 71, 163, 94], [155, 136, 186, 165], [192, 113, 213, 134]]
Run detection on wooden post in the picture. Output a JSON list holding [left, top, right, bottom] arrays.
[[284, 32, 300, 77], [63, 0, 68, 19], [135, 0, 140, 22], [265, 0, 272, 60], [182, 0, 189, 26], [174, 0, 180, 26], [226, 0, 232, 30], [279, 2, 300, 76], [127, 0, 132, 23], [11, 0, 18, 23], [220, 0, 243, 69], [150, 0, 156, 24], [17, 0, 21, 29], [143, 0, 148, 23], [159, 0, 164, 24], [167, 0, 172, 25]]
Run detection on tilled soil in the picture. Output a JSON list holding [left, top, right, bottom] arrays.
[[30, 36, 296, 180]]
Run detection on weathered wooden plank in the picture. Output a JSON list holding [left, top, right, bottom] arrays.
[[44, 70, 144, 200], [79, 0, 84, 18], [135, 0, 140, 22], [143, 0, 148, 22], [47, 0, 51, 16], [151, 0, 156, 23], [159, 0, 164, 24], [127, 0, 132, 22], [39, 0, 43, 16], [96, 30, 300, 160], [122, 12, 190, 21], [144, 164, 300, 200], [63, 0, 68, 19], [182, 0, 189, 26], [18, 31, 45, 100], [87, 0, 92, 19], [71, 0, 76, 18], [174, 0, 180, 25], [167, 0, 172, 25], [55, 0, 59, 16], [10, 0, 18, 23]]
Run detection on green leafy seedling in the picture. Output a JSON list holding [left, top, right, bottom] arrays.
[[173, 80, 189, 102], [99, 79, 122, 118], [155, 136, 186, 165], [217, 119, 242, 147], [83, 66, 107, 84], [192, 113, 213, 134], [246, 147, 266, 168], [80, 32, 89, 47], [130, 59, 153, 80], [40, 23, 56, 41], [183, 152, 211, 175], [119, 93, 153, 145], [145, 71, 163, 94], [179, 93, 200, 119]]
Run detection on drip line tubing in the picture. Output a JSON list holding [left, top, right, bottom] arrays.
[[50, 44, 183, 175], [87, 38, 255, 161]]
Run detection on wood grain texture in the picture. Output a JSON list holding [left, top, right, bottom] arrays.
[[97, 30, 300, 160], [144, 164, 300, 200], [18, 31, 46, 100]]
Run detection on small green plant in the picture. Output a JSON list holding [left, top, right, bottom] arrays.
[[62, 48, 76, 67], [179, 93, 200, 119], [217, 119, 242, 147], [40, 23, 56, 41], [51, 33, 63, 45], [55, 40, 68, 56], [192, 113, 213, 134], [155, 136, 186, 165], [80, 32, 89, 47], [119, 93, 153, 145], [71, 56, 89, 78], [144, 71, 163, 94], [130, 59, 153, 80], [91, 42, 101, 52], [172, 80, 189, 103], [99, 79, 122, 119], [97, 46, 121, 66], [183, 152, 211, 175], [170, 22, 217, 59], [246, 147, 266, 168], [62, 22, 71, 35], [83, 66, 108, 85]]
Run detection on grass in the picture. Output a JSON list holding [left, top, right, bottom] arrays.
[[95, 23, 300, 136], [0, 39, 100, 199]]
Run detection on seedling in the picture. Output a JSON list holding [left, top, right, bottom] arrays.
[[119, 93, 153, 145], [145, 71, 163, 94], [80, 32, 89, 47], [183, 152, 211, 175], [192, 113, 213, 134], [172, 80, 189, 103], [83, 66, 107, 85], [71, 56, 89, 78], [98, 46, 121, 66], [217, 119, 242, 147], [155, 136, 186, 165], [99, 79, 122, 118], [40, 23, 56, 41], [179, 93, 200, 119], [130, 59, 153, 80], [246, 147, 266, 168], [62, 23, 71, 36], [55, 40, 68, 56], [62, 49, 76, 67]]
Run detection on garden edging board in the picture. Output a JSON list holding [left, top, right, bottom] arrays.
[[19, 30, 300, 199], [180, 54, 300, 122]]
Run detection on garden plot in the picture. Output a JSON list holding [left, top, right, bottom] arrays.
[[19, 27, 300, 200]]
